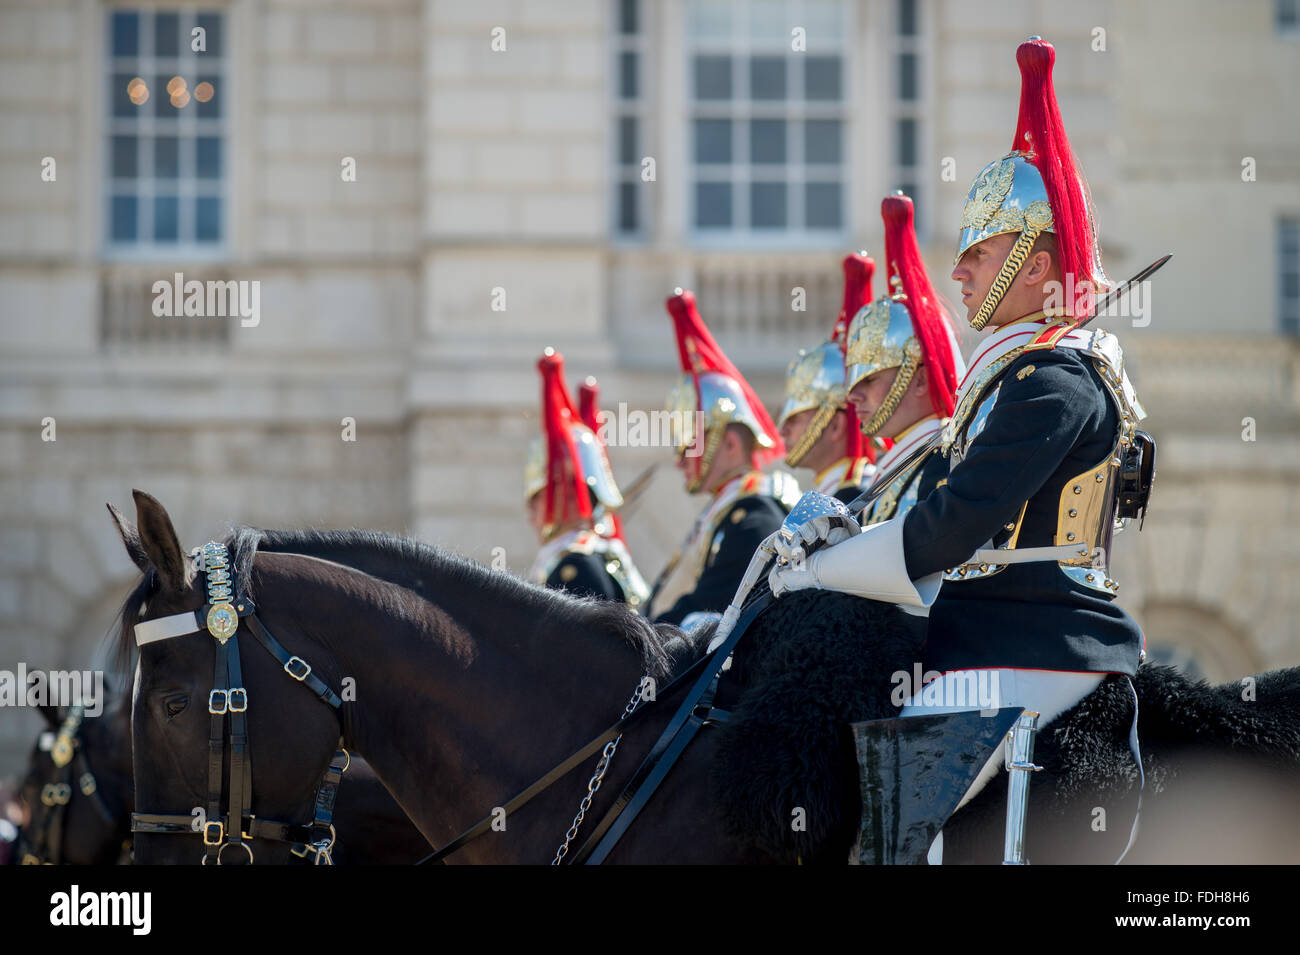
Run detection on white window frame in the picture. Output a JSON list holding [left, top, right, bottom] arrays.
[[681, 0, 852, 250], [102, 4, 232, 263]]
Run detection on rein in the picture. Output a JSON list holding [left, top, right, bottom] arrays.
[[129, 542, 349, 864]]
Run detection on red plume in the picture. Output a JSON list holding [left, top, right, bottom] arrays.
[[537, 349, 590, 529], [577, 375, 627, 542], [666, 289, 785, 465], [835, 253, 877, 463], [882, 194, 959, 418], [1013, 37, 1106, 315], [832, 253, 875, 346], [578, 377, 601, 434]]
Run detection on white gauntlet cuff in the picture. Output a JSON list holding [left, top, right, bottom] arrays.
[[807, 516, 942, 610]]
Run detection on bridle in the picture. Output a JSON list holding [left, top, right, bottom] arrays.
[[17, 705, 127, 866], [129, 541, 350, 865]]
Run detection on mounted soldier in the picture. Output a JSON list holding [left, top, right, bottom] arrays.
[[777, 252, 882, 505], [648, 289, 799, 627], [524, 348, 649, 607], [770, 37, 1154, 862], [844, 194, 967, 527]]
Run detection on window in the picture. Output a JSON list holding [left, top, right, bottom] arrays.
[[1278, 0, 1299, 32], [1281, 218, 1300, 336], [685, 0, 849, 242], [106, 8, 228, 255], [612, 0, 650, 238], [892, 0, 923, 215]]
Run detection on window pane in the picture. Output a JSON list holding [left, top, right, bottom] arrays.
[[111, 135, 137, 178], [805, 119, 841, 164], [750, 56, 786, 100], [155, 73, 180, 118], [619, 181, 639, 233], [1281, 222, 1299, 255], [694, 119, 732, 163], [1285, 272, 1300, 299], [155, 137, 180, 178], [155, 13, 180, 57], [805, 56, 841, 101], [694, 55, 732, 100], [805, 182, 842, 228], [197, 137, 222, 179], [695, 182, 732, 227], [899, 0, 918, 37], [751, 182, 786, 228], [619, 116, 638, 165], [196, 197, 221, 241], [897, 117, 917, 166], [619, 0, 639, 36], [750, 120, 786, 164], [195, 76, 221, 118], [899, 51, 918, 101], [113, 73, 140, 117], [196, 11, 223, 57], [620, 51, 638, 99], [153, 196, 180, 241], [111, 195, 137, 241], [111, 12, 139, 57]]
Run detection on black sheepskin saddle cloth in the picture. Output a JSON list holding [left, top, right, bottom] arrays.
[[706, 589, 1300, 864]]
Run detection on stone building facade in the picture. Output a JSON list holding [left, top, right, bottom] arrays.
[[1, 0, 1298, 773]]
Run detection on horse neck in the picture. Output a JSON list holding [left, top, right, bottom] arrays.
[[255, 552, 649, 853]]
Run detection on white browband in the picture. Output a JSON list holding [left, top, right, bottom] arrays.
[[134, 610, 205, 646]]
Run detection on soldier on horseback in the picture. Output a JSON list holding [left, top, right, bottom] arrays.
[[649, 290, 800, 627], [769, 37, 1154, 861], [777, 253, 882, 505], [525, 348, 649, 606], [844, 193, 966, 527]]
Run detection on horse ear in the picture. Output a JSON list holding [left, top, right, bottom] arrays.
[[107, 502, 151, 573], [131, 489, 188, 593]]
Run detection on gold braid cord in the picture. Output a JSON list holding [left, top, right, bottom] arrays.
[[685, 424, 726, 494], [860, 346, 920, 437], [784, 403, 838, 468], [969, 227, 1042, 331]]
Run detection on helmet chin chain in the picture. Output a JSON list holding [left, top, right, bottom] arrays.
[[783, 404, 838, 469], [860, 341, 921, 437], [969, 225, 1045, 331], [684, 425, 726, 494]]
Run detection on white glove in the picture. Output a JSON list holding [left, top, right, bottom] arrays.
[[772, 517, 858, 566], [768, 550, 821, 597]]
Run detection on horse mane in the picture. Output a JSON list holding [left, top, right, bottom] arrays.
[[114, 525, 693, 681]]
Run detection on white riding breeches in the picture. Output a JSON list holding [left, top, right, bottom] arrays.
[[897, 668, 1106, 864]]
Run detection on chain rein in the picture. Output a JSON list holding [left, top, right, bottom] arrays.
[[552, 675, 653, 865]]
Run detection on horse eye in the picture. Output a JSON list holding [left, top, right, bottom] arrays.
[[164, 695, 189, 718]]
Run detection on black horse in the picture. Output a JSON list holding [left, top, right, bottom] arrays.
[[114, 490, 1300, 863], [14, 699, 133, 865]]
